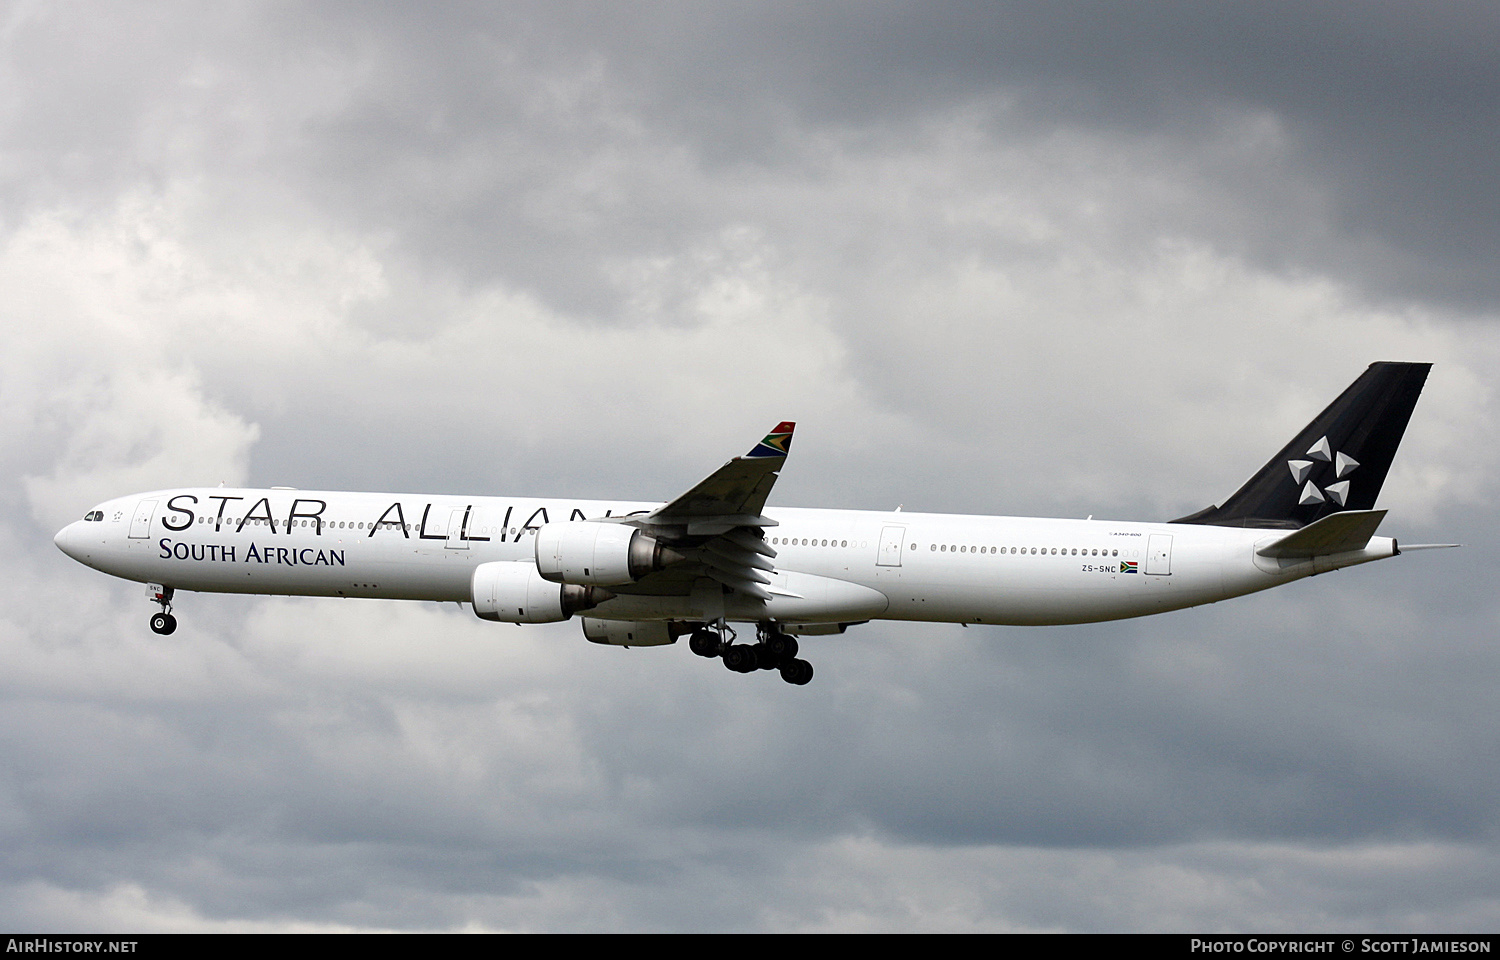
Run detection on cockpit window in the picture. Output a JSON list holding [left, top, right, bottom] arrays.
[[83, 510, 103, 521]]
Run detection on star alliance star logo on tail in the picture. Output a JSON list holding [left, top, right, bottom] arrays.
[[1287, 435, 1358, 507]]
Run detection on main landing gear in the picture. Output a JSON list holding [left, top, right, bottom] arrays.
[[147, 583, 177, 635], [689, 622, 814, 685]]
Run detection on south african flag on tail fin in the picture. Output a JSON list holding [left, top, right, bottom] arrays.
[[745, 422, 795, 459]]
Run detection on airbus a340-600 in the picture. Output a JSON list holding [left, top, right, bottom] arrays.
[[54, 362, 1451, 685]]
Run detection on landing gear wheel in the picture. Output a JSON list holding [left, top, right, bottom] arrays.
[[722, 644, 759, 673], [779, 658, 813, 685], [764, 632, 798, 660], [146, 584, 176, 635], [689, 628, 721, 658], [753, 642, 780, 670]]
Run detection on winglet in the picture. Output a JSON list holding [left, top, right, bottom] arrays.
[[645, 422, 797, 527], [745, 422, 795, 459]]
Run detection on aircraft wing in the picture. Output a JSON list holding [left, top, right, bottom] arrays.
[[645, 421, 795, 533], [618, 422, 796, 602]]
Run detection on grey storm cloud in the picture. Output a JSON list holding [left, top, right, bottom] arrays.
[[232, 1, 1500, 311], [1, 0, 1497, 932]]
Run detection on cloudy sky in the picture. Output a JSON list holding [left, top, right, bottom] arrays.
[[4, 1, 1498, 932]]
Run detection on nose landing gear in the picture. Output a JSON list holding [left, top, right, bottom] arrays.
[[147, 583, 177, 635]]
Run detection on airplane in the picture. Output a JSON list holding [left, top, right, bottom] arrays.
[[53, 362, 1452, 685]]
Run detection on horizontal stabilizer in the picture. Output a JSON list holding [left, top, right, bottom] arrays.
[[1255, 509, 1386, 559]]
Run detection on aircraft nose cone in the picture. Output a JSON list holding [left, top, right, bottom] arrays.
[[54, 522, 82, 561]]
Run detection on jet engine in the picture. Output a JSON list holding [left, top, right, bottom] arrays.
[[471, 560, 613, 623], [534, 521, 682, 586], [580, 618, 684, 647]]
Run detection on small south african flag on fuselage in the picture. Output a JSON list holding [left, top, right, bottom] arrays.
[[745, 422, 795, 458], [1120, 560, 1138, 573]]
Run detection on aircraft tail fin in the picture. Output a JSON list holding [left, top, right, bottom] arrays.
[[1172, 362, 1430, 529]]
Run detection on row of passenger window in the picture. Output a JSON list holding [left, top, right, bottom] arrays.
[[193, 516, 536, 537], [199, 517, 373, 530], [194, 523, 1119, 559], [931, 544, 1120, 557], [769, 534, 1119, 559]]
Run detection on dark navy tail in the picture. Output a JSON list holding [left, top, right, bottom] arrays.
[[1173, 362, 1431, 529]]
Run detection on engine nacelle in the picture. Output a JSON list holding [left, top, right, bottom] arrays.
[[471, 561, 613, 623], [534, 521, 681, 586], [580, 618, 684, 647]]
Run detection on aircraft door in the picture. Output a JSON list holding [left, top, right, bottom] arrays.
[[1146, 534, 1173, 575], [446, 507, 468, 549], [877, 525, 906, 567], [129, 499, 158, 539]]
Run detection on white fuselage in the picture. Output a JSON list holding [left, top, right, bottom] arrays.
[[53, 487, 1397, 627]]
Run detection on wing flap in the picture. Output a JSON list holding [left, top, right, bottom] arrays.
[[703, 538, 776, 573], [694, 551, 772, 585], [721, 527, 777, 559]]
